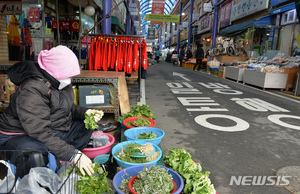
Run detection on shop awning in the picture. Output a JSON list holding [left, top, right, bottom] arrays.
[[219, 16, 272, 37], [111, 16, 120, 25], [270, 3, 295, 15]]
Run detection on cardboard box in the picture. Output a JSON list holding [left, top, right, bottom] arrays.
[[0, 74, 16, 101], [79, 85, 110, 107]]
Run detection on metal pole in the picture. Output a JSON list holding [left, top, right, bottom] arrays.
[[126, 0, 131, 35], [55, 0, 60, 45], [177, 3, 183, 54], [169, 22, 172, 46], [41, 0, 46, 49], [211, 0, 219, 48], [78, 0, 82, 66], [187, 0, 194, 49], [102, 0, 112, 34]]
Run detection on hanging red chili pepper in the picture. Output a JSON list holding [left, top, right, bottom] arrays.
[[107, 37, 112, 69], [132, 37, 140, 71], [115, 37, 120, 72], [111, 37, 117, 69], [126, 37, 133, 74], [89, 37, 96, 70], [141, 38, 148, 70], [94, 36, 101, 70]]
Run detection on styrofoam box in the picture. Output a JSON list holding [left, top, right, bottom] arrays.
[[225, 66, 245, 81], [243, 70, 288, 89]]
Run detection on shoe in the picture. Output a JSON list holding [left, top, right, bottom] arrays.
[[97, 123, 117, 131]]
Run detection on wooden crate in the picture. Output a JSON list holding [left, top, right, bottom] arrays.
[[282, 67, 298, 91]]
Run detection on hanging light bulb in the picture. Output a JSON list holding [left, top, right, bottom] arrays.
[[84, 0, 95, 17]]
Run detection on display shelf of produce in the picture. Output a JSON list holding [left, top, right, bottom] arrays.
[[120, 127, 165, 166]]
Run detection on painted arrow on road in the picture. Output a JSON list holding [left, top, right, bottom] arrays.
[[173, 72, 191, 81]]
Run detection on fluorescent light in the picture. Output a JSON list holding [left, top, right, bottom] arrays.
[[139, 11, 142, 14], [172, 23, 175, 25], [182, 13, 185, 15]]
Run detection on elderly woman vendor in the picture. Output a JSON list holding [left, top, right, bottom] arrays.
[[0, 46, 103, 177]]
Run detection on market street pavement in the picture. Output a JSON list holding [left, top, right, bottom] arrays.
[[144, 61, 300, 194]]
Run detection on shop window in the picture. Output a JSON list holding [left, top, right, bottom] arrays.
[[281, 9, 296, 26]]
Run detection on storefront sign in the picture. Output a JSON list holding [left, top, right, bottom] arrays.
[[230, 0, 269, 22], [271, 0, 288, 6], [192, 13, 200, 22], [151, 0, 165, 25], [148, 28, 155, 39], [267, 28, 275, 50], [220, 1, 232, 28], [134, 21, 139, 27], [129, 3, 138, 15], [0, 1, 22, 15], [184, 29, 189, 40], [204, 2, 213, 12], [145, 14, 180, 23], [180, 30, 184, 41], [199, 14, 211, 34]]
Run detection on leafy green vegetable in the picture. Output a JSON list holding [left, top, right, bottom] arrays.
[[163, 148, 216, 194], [126, 121, 135, 127], [72, 163, 113, 194], [115, 143, 158, 163], [133, 166, 174, 194], [118, 105, 155, 122], [136, 132, 157, 139], [133, 118, 151, 126], [84, 113, 99, 130], [118, 173, 132, 194]]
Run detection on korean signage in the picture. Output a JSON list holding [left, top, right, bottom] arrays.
[[271, 0, 288, 6], [129, 3, 138, 15], [145, 14, 180, 23], [204, 2, 213, 12], [192, 13, 200, 22], [267, 28, 275, 50], [151, 0, 165, 25], [231, 0, 269, 22], [0, 0, 22, 15], [220, 1, 232, 28], [199, 14, 211, 34], [147, 28, 155, 39]]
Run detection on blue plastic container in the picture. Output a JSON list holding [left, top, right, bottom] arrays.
[[124, 127, 165, 145], [112, 140, 162, 169], [113, 164, 184, 194], [247, 66, 261, 70]]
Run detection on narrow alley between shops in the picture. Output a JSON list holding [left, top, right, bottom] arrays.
[[144, 60, 300, 194]]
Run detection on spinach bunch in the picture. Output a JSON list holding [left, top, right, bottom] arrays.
[[73, 163, 113, 194], [163, 148, 216, 194], [136, 132, 157, 139], [118, 105, 155, 122], [84, 113, 99, 130], [133, 118, 151, 126]]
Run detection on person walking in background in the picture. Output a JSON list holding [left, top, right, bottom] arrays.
[[193, 43, 204, 71], [155, 49, 161, 63], [179, 46, 185, 66], [186, 46, 193, 60]]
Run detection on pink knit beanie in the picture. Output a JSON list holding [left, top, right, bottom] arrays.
[[38, 45, 80, 80]]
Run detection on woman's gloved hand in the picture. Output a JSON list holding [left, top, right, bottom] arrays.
[[86, 109, 104, 123], [72, 150, 94, 176]]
